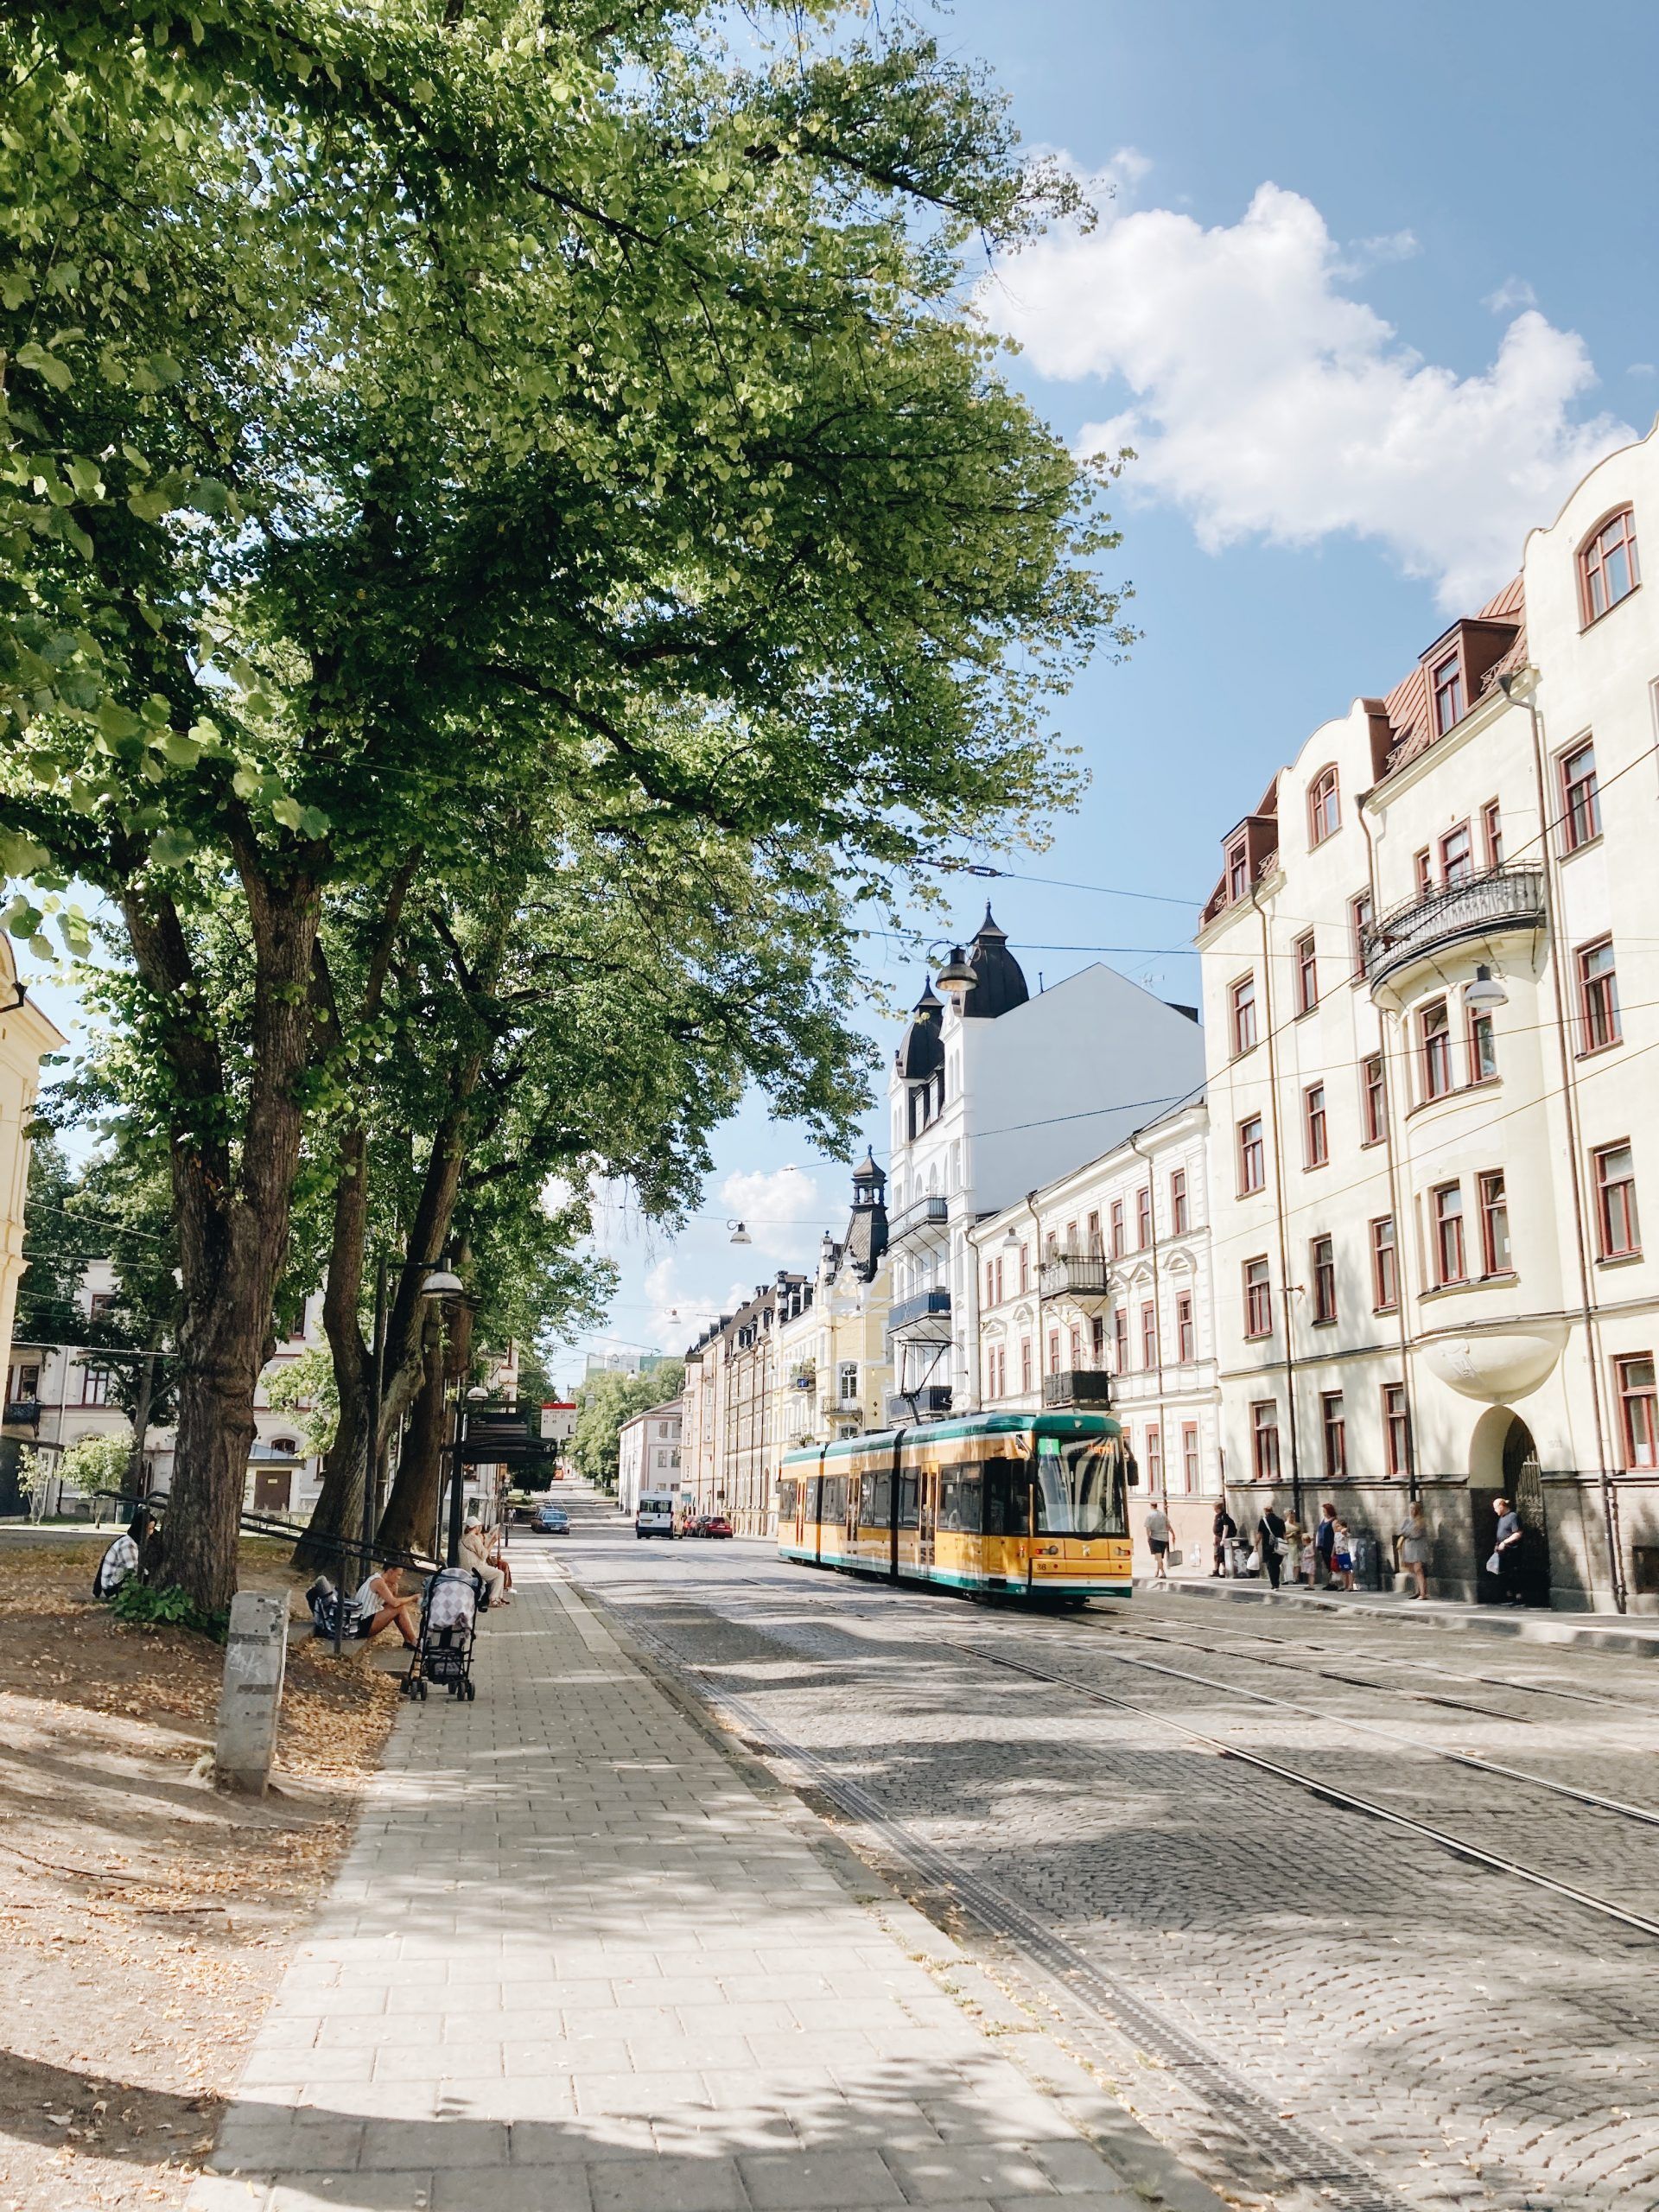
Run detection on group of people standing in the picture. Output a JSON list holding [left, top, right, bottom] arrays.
[[1141, 1493, 1528, 1602]]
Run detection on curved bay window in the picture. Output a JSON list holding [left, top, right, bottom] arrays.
[[1580, 507, 1639, 625]]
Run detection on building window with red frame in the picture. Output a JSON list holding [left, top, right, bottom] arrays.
[[1350, 890, 1373, 978], [1481, 798, 1503, 867], [1170, 1168, 1190, 1234], [1230, 973, 1258, 1054], [1307, 765, 1340, 846], [1578, 938, 1621, 1052], [1144, 1427, 1163, 1492], [1140, 1303, 1157, 1369], [1046, 1329, 1060, 1375], [1018, 1242, 1030, 1294], [1469, 1001, 1497, 1084], [1361, 1052, 1386, 1145], [984, 1349, 999, 1401], [1580, 507, 1639, 624], [1431, 650, 1464, 734], [1176, 1290, 1196, 1363], [1421, 999, 1452, 1100], [1243, 1256, 1272, 1338], [1433, 1181, 1466, 1286], [1478, 1170, 1511, 1275], [1069, 1322, 1083, 1369], [1294, 931, 1318, 1015], [1113, 1310, 1128, 1371], [1227, 839, 1249, 902], [1382, 1383, 1411, 1478], [1136, 1185, 1153, 1249], [1250, 1401, 1280, 1483], [1440, 821, 1472, 885], [983, 1261, 995, 1310], [1303, 1083, 1328, 1168], [1181, 1423, 1200, 1492], [1311, 1233, 1337, 1324], [1560, 740, 1601, 851], [1616, 1353, 1658, 1469], [79, 1363, 113, 1407], [1090, 1315, 1106, 1363], [1593, 1142, 1640, 1259], [1370, 1216, 1398, 1312], [1320, 1391, 1347, 1478], [1238, 1116, 1265, 1195], [1414, 847, 1433, 897], [1086, 1209, 1102, 1255], [1109, 1198, 1126, 1257], [1020, 1339, 1032, 1393]]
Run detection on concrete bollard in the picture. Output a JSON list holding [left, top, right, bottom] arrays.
[[214, 1591, 288, 1796]]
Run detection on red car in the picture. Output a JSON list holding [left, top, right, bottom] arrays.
[[689, 1514, 734, 1539]]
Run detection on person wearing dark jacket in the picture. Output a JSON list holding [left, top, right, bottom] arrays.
[[1314, 1501, 1338, 1586], [1257, 1501, 1287, 1589], [1211, 1503, 1237, 1578]]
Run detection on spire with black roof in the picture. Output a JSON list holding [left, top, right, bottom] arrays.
[[962, 904, 1029, 1020]]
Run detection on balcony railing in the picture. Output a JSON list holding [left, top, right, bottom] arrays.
[[1039, 1254, 1110, 1300], [3, 1399, 40, 1429], [887, 1194, 950, 1248], [887, 1287, 951, 1338], [1041, 1370, 1113, 1409], [887, 1386, 952, 1422], [1361, 863, 1546, 992]]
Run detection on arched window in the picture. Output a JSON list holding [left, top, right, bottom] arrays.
[[271, 1436, 299, 1456], [1580, 507, 1639, 624], [1307, 765, 1340, 846]]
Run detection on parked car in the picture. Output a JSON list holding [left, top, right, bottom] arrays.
[[534, 1503, 570, 1535], [687, 1514, 734, 1540]]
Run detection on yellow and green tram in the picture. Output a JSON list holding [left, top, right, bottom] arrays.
[[777, 1412, 1131, 1601]]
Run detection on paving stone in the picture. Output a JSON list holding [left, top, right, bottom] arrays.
[[739, 2148, 909, 2208]]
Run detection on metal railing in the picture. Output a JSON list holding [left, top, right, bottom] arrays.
[[1038, 1254, 1110, 1298], [887, 1386, 952, 1421], [887, 1287, 951, 1336], [887, 1195, 949, 1246], [1360, 862, 1546, 990], [1041, 1370, 1113, 1409]]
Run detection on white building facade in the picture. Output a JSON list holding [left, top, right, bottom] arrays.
[[886, 909, 1208, 1427], [1198, 423, 1659, 1610], [617, 1398, 684, 1516], [967, 1101, 1220, 1566]]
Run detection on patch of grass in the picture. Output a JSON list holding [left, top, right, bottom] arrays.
[[111, 1580, 228, 1642]]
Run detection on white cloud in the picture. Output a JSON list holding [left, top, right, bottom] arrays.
[[718, 1165, 827, 1264], [1344, 227, 1420, 273], [1484, 275, 1538, 314], [988, 173, 1634, 610]]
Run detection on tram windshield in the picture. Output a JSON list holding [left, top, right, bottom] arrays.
[[1032, 1433, 1128, 1537]]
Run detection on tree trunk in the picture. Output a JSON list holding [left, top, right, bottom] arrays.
[[163, 1272, 264, 1611], [378, 1325, 446, 1558], [290, 1126, 372, 1574]]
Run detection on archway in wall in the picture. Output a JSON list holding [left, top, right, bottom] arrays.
[[1469, 1405, 1552, 1606]]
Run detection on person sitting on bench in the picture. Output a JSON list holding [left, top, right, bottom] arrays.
[[459, 1520, 508, 1608]]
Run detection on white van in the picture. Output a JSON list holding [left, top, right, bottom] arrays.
[[635, 1491, 677, 1539]]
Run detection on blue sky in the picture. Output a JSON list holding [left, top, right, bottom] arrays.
[[577, 0, 1659, 1376], [24, 3, 1659, 1382]]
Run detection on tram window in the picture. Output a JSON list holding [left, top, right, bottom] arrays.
[[939, 1466, 982, 1533], [1033, 1434, 1129, 1537], [823, 1475, 847, 1523], [898, 1472, 920, 1529], [861, 1470, 892, 1523], [779, 1479, 798, 1518], [982, 1456, 1027, 1535]]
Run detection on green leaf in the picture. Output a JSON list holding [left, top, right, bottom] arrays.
[[148, 827, 196, 868], [157, 730, 203, 768], [96, 698, 143, 742], [14, 341, 72, 391], [270, 795, 304, 830], [0, 833, 49, 878]]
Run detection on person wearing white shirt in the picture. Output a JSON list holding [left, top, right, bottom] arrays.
[[1143, 1498, 1172, 1583]]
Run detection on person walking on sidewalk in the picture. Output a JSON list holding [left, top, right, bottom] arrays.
[[1492, 1495, 1525, 1605], [1396, 1500, 1431, 1599], [1211, 1502, 1237, 1577], [1256, 1499, 1287, 1589], [1314, 1501, 1338, 1586], [1144, 1497, 1172, 1582]]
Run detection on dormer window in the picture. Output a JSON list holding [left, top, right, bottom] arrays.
[[1306, 766, 1340, 847], [1226, 839, 1248, 902], [1431, 650, 1464, 735], [1580, 506, 1639, 625]]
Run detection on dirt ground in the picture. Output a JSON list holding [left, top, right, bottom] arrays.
[[0, 1536, 402, 2210]]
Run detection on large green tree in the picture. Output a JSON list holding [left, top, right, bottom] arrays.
[[1, 1, 1126, 1610], [572, 1363, 687, 1495]]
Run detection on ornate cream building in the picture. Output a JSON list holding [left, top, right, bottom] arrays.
[[772, 1155, 893, 1452], [1198, 423, 1659, 1609]]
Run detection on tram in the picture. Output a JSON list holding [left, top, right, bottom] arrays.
[[777, 1411, 1132, 1601]]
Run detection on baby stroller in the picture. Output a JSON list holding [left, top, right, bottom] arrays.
[[403, 1566, 480, 1701]]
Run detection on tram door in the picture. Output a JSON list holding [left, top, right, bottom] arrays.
[[793, 1480, 806, 1553], [918, 1466, 937, 1570]]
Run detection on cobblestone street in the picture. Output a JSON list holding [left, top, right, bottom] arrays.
[[565, 1522, 1659, 2212]]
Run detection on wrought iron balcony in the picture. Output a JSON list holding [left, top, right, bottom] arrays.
[[3, 1398, 40, 1429], [887, 1194, 950, 1248], [887, 1386, 952, 1422], [1041, 1370, 1113, 1409], [887, 1287, 951, 1338], [1039, 1254, 1110, 1300], [1361, 863, 1546, 993]]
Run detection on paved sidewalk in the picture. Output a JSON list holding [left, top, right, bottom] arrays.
[[191, 1558, 1161, 2212], [1141, 1570, 1659, 1656]]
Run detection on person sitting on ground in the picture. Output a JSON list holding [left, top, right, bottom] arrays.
[[460, 1518, 508, 1608], [93, 1507, 154, 1600], [352, 1563, 421, 1647]]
